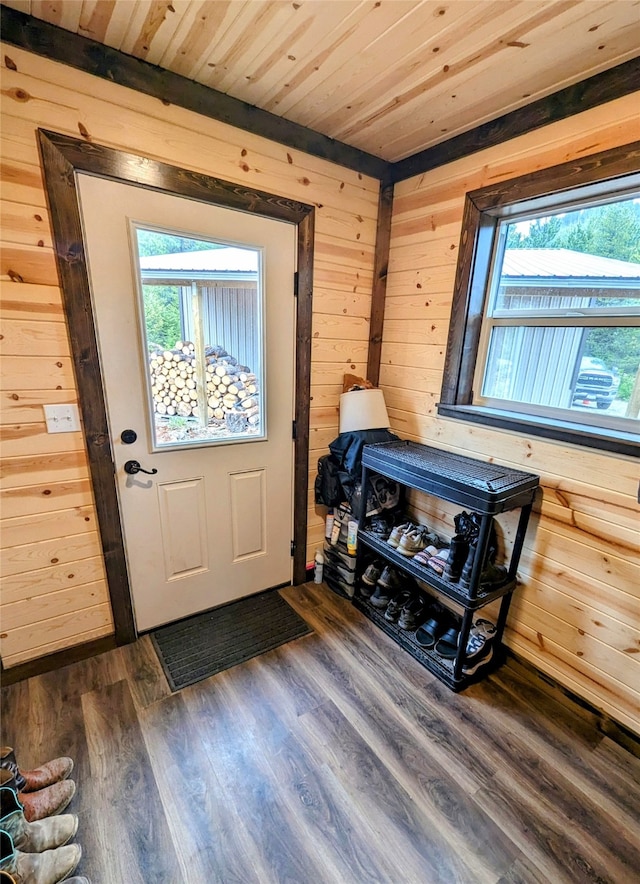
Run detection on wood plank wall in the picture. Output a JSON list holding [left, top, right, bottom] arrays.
[[0, 43, 379, 667], [383, 92, 640, 735]]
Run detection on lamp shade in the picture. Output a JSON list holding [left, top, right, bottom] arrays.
[[339, 389, 390, 433]]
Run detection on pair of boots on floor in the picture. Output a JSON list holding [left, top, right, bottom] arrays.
[[0, 748, 87, 884]]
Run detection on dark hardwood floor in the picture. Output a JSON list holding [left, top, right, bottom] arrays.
[[2, 584, 639, 883]]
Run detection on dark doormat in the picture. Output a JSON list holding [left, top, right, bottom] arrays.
[[150, 589, 312, 692]]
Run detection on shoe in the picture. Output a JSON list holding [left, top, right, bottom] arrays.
[[368, 514, 393, 540], [370, 567, 402, 608], [369, 584, 392, 609], [358, 580, 375, 599], [0, 773, 75, 824], [412, 545, 438, 566], [0, 750, 73, 795], [397, 526, 439, 557], [463, 619, 497, 672], [442, 535, 468, 582], [384, 590, 414, 622], [415, 616, 448, 649], [463, 641, 495, 675], [361, 560, 384, 587], [398, 594, 429, 630], [434, 626, 461, 659], [0, 788, 78, 853], [0, 829, 81, 884], [454, 511, 477, 541], [460, 544, 507, 590], [459, 517, 499, 586], [425, 548, 450, 575], [386, 522, 413, 548], [376, 565, 402, 591]]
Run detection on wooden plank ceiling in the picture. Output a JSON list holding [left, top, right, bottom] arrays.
[[3, 0, 639, 162]]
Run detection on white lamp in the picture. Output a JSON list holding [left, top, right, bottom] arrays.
[[339, 388, 390, 433]]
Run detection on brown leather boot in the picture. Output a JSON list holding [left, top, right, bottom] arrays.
[[0, 830, 81, 884], [0, 788, 78, 852], [0, 773, 75, 823], [0, 749, 73, 794]]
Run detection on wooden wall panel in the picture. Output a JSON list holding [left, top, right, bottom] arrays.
[[384, 92, 640, 734], [0, 42, 379, 666]]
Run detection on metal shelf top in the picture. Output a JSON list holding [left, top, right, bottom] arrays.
[[363, 440, 539, 511]]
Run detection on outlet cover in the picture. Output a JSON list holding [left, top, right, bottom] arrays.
[[43, 404, 81, 433]]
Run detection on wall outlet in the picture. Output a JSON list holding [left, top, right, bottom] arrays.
[[43, 404, 81, 433]]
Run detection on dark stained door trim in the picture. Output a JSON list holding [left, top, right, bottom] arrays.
[[38, 129, 315, 645]]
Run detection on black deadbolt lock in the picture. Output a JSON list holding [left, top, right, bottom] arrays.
[[120, 429, 137, 444]]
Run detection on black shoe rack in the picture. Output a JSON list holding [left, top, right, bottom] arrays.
[[353, 440, 539, 691]]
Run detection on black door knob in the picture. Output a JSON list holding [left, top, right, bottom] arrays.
[[121, 429, 137, 444], [124, 460, 157, 476]]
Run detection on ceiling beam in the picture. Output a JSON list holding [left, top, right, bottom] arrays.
[[0, 5, 387, 181]]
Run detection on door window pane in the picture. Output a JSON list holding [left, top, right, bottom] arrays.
[[133, 227, 264, 448]]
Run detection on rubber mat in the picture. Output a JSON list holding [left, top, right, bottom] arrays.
[[150, 589, 312, 691]]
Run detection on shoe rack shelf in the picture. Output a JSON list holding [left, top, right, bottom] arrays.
[[353, 440, 539, 691], [357, 531, 512, 609]]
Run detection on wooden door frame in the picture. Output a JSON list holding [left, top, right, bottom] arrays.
[[38, 129, 315, 644]]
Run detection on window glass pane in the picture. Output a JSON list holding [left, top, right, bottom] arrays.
[[492, 197, 640, 314], [134, 227, 263, 448], [482, 326, 640, 421]]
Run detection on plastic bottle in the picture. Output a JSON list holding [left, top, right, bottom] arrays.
[[314, 549, 324, 583], [325, 509, 334, 540], [347, 520, 358, 555]]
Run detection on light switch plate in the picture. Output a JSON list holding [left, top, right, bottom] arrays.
[[43, 404, 81, 433]]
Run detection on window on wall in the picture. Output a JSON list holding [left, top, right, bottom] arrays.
[[438, 143, 640, 458]]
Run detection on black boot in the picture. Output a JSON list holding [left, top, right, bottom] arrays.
[[442, 535, 468, 582]]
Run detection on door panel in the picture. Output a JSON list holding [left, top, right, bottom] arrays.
[[77, 175, 296, 631], [157, 478, 209, 579], [229, 469, 266, 560]]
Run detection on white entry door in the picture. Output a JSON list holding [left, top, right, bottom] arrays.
[[77, 175, 296, 632]]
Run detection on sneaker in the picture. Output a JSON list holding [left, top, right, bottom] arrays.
[[361, 560, 384, 587], [376, 565, 402, 591], [359, 582, 374, 599], [398, 593, 429, 630], [397, 526, 439, 557], [384, 589, 414, 622], [462, 619, 496, 674], [369, 514, 393, 540], [462, 644, 494, 675], [386, 522, 413, 548], [369, 583, 392, 609], [370, 567, 401, 608]]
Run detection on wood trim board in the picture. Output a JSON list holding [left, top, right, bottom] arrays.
[[367, 182, 394, 387], [37, 129, 315, 645], [0, 635, 118, 686], [389, 57, 640, 184]]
